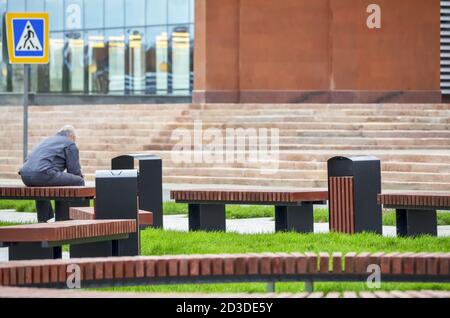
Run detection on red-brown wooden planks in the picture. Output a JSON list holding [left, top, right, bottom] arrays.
[[329, 177, 355, 234], [0, 220, 136, 243], [0, 252, 448, 288], [170, 189, 327, 204], [378, 193, 450, 209], [0, 186, 95, 199], [69, 207, 152, 226]]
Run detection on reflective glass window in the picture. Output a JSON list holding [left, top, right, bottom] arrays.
[[46, 0, 63, 31], [1, 0, 194, 96], [0, 0, 7, 92], [84, 0, 103, 29], [26, 0, 44, 11], [11, 65, 23, 92], [6, 0, 25, 93], [170, 25, 190, 95], [147, 0, 167, 26], [146, 26, 168, 95], [145, 26, 166, 94], [168, 0, 189, 24], [126, 28, 145, 94], [104, 0, 124, 28], [35, 64, 50, 93], [49, 32, 64, 91], [65, 0, 83, 30], [86, 30, 107, 94], [106, 29, 125, 94], [189, 0, 194, 23], [65, 31, 84, 92], [7, 0, 25, 11], [125, 0, 145, 27]]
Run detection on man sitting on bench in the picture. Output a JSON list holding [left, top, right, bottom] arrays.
[[18, 125, 85, 223]]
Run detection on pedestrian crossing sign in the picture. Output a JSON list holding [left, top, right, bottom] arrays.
[[4, 12, 49, 64]]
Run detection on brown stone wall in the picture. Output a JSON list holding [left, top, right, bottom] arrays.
[[193, 0, 441, 103], [331, 0, 440, 91], [239, 0, 330, 90], [194, 0, 241, 103]]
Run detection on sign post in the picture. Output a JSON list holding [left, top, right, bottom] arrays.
[[4, 12, 49, 162], [23, 64, 30, 162]]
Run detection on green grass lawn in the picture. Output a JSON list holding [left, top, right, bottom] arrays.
[[0, 219, 448, 293], [0, 221, 21, 227], [2, 200, 449, 226], [140, 229, 450, 255], [94, 228, 450, 294], [0, 200, 38, 213]]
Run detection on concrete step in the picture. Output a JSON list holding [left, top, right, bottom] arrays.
[[2, 103, 450, 192], [162, 167, 450, 183], [144, 143, 450, 151], [2, 149, 450, 163], [296, 130, 450, 138], [184, 109, 450, 117], [196, 103, 450, 110], [2, 122, 449, 131], [159, 175, 450, 191], [4, 157, 450, 174]]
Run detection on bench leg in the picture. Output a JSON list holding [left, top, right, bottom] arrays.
[[8, 243, 62, 261], [396, 209, 438, 237], [69, 241, 115, 258], [35, 200, 54, 223], [55, 199, 90, 221], [63, 199, 99, 259], [275, 204, 314, 233], [188, 204, 226, 232]]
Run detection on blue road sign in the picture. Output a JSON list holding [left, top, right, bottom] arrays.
[[5, 12, 49, 64]]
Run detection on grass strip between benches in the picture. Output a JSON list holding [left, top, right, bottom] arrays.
[[90, 229, 450, 294]]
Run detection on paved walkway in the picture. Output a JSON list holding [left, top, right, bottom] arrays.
[[1, 211, 450, 237]]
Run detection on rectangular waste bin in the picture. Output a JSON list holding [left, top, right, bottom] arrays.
[[112, 154, 163, 228], [327, 156, 382, 234], [70, 169, 139, 258]]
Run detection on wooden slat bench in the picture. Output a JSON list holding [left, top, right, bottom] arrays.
[[0, 286, 448, 298], [0, 186, 96, 221], [378, 193, 450, 237], [69, 207, 153, 228], [0, 252, 448, 290], [170, 189, 328, 232], [0, 220, 136, 261]]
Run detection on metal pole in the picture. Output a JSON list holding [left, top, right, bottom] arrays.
[[266, 282, 275, 293], [305, 279, 314, 293], [23, 64, 30, 163]]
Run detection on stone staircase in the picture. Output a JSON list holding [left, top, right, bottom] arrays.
[[0, 103, 449, 191]]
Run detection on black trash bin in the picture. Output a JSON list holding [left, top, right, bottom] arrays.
[[70, 169, 139, 258], [327, 156, 382, 234], [112, 154, 163, 228]]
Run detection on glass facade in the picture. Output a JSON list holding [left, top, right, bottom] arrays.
[[0, 0, 194, 96]]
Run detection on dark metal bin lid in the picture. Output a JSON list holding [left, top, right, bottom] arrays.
[[114, 154, 161, 161], [96, 170, 138, 178], [328, 155, 380, 162]]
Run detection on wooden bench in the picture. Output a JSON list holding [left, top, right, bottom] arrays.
[[0, 220, 136, 261], [170, 189, 328, 232], [0, 286, 448, 299], [0, 186, 96, 221], [0, 252, 448, 291], [69, 207, 153, 229], [378, 193, 450, 237]]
